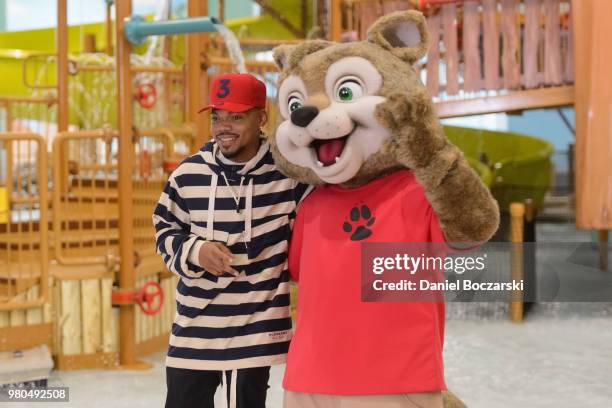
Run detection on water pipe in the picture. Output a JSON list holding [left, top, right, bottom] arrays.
[[124, 15, 221, 45]]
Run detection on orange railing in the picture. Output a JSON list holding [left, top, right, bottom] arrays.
[[17, 53, 187, 131], [0, 95, 58, 140], [0, 132, 49, 313], [51, 127, 193, 270], [335, 0, 574, 116]]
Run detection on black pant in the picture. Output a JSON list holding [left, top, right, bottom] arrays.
[[165, 366, 270, 408]]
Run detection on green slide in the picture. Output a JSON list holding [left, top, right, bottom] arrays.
[[444, 125, 554, 212]]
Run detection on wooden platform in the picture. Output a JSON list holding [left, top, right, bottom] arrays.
[[435, 86, 574, 118], [0, 323, 53, 352]]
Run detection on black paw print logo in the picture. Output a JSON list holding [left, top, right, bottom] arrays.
[[343, 204, 375, 241]]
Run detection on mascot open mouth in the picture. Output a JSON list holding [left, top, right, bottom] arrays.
[[310, 123, 357, 168], [311, 135, 349, 166]]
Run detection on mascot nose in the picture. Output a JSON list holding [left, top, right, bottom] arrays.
[[291, 106, 319, 128]]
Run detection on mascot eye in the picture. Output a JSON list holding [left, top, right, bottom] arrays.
[[288, 95, 303, 113], [335, 80, 363, 102]]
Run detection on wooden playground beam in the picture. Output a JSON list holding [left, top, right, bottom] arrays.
[[218, 0, 224, 21], [301, 0, 308, 34], [56, 0, 70, 203], [186, 0, 209, 150], [435, 85, 575, 118], [106, 0, 113, 55], [316, 0, 328, 38], [509, 202, 525, 323], [56, 0, 68, 132], [573, 0, 612, 229], [0, 324, 53, 353], [115, 0, 141, 370], [253, 0, 305, 38], [330, 0, 342, 41]]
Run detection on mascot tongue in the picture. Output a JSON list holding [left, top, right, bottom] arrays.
[[315, 137, 346, 166]]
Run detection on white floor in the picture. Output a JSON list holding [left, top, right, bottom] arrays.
[[4, 222, 611, 407], [4, 314, 611, 408]]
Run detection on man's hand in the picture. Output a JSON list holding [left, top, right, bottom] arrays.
[[198, 242, 239, 277]]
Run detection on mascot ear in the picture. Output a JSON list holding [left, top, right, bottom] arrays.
[[273, 44, 297, 71], [366, 10, 429, 64]]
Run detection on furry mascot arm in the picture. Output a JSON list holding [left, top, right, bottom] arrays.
[[376, 90, 499, 243], [369, 11, 499, 244]]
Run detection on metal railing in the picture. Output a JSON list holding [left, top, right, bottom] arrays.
[[51, 127, 187, 268], [0, 95, 58, 140], [0, 132, 49, 312]]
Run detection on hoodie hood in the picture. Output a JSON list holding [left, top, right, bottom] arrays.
[[199, 139, 271, 246]]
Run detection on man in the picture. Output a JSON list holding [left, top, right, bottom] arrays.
[[153, 73, 309, 408]]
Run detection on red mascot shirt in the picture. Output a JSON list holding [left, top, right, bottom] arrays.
[[283, 169, 447, 395]]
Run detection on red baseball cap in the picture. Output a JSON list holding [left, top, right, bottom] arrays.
[[198, 73, 266, 113]]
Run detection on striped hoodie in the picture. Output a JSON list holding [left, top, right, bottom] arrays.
[[152, 139, 309, 371]]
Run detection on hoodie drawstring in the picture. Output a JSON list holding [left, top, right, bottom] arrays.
[[244, 178, 253, 243], [219, 172, 253, 245], [206, 173, 218, 241], [221, 369, 238, 408], [221, 171, 245, 214], [229, 369, 237, 408]]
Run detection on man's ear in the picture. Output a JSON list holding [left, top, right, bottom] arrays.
[[259, 109, 268, 129], [366, 10, 429, 64]]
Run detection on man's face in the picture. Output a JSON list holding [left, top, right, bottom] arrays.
[[211, 108, 267, 160]]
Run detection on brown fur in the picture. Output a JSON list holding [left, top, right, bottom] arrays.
[[443, 391, 469, 408], [367, 10, 430, 64], [268, 138, 323, 186], [270, 11, 501, 406], [374, 88, 500, 242], [270, 11, 499, 244]]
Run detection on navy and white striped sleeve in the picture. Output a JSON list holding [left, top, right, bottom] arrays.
[[289, 181, 312, 227], [293, 182, 313, 207], [152, 176, 207, 279]]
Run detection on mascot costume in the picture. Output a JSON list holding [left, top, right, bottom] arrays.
[[269, 10, 500, 408]]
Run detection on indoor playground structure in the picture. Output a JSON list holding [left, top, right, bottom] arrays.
[[0, 0, 610, 377]]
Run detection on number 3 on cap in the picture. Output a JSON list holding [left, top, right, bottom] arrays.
[[217, 79, 231, 98]]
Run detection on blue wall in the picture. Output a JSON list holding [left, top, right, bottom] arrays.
[[0, 0, 6, 31], [208, 0, 257, 20], [173, 0, 257, 20], [507, 107, 575, 151]]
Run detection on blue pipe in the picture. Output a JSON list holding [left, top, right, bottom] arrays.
[[124, 15, 221, 45]]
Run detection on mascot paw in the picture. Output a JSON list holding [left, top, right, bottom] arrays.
[[342, 205, 376, 241], [376, 92, 415, 132], [376, 90, 445, 169]]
